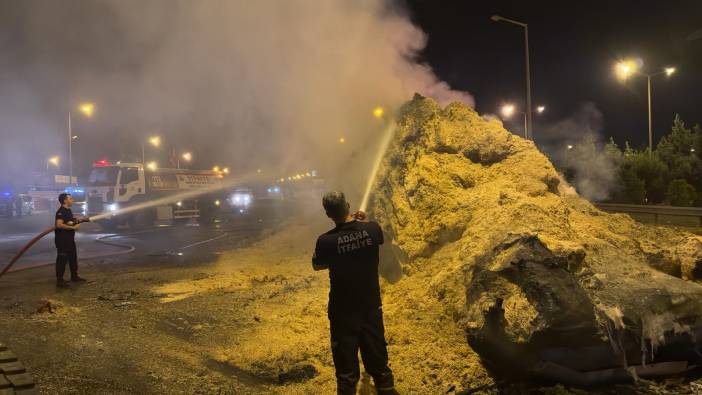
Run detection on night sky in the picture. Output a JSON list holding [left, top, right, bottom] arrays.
[[406, 0, 702, 148]]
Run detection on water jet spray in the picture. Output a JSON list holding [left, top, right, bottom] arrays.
[[1, 171, 263, 277], [359, 120, 396, 213]]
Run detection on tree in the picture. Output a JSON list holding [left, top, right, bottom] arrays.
[[656, 115, 702, 193], [620, 144, 668, 204], [667, 179, 697, 207]]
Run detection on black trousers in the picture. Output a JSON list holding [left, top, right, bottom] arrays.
[[329, 306, 395, 395], [55, 243, 78, 281]]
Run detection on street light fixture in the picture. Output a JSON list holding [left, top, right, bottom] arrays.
[[142, 136, 162, 164], [146, 161, 158, 171], [614, 59, 677, 154], [79, 103, 95, 118], [47, 156, 60, 170], [149, 136, 161, 147], [182, 152, 192, 162], [68, 102, 95, 185], [491, 14, 533, 139], [500, 103, 545, 138], [501, 104, 516, 118]]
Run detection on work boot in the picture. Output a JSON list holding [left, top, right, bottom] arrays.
[[56, 280, 70, 288], [71, 276, 87, 283]]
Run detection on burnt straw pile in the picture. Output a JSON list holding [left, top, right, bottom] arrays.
[[371, 94, 702, 386]]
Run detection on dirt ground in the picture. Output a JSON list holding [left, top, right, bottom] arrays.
[[2, 217, 702, 394]]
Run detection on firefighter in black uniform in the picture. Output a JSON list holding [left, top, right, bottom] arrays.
[[55, 193, 86, 287], [313, 191, 398, 395]]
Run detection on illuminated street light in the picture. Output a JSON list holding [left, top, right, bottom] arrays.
[[182, 152, 192, 161], [48, 156, 60, 170], [567, 145, 574, 150], [501, 104, 516, 118], [146, 161, 158, 171], [222, 167, 230, 174], [149, 136, 161, 147], [614, 59, 677, 154], [68, 101, 95, 185], [79, 103, 95, 118], [501, 103, 545, 138], [373, 107, 385, 119], [142, 136, 162, 164], [615, 60, 639, 81], [339, 137, 346, 144]]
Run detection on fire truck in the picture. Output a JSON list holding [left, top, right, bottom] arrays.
[[86, 160, 225, 230]]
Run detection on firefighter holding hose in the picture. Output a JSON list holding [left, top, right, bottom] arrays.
[[312, 191, 398, 395], [55, 193, 87, 287]]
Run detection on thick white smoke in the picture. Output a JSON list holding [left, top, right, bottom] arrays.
[[0, 0, 472, 193]]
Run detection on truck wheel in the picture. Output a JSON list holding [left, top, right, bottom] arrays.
[[0, 342, 37, 394]]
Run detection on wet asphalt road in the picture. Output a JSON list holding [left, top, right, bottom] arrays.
[[0, 212, 267, 273]]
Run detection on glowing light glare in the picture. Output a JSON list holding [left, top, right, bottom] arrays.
[[213, 166, 220, 172], [222, 167, 229, 174], [79, 102, 95, 117], [615, 60, 639, 80], [501, 104, 516, 118], [665, 67, 676, 76], [176, 201, 182, 207], [536, 106, 546, 114], [256, 168, 261, 173], [373, 106, 385, 118], [214, 199, 220, 206], [339, 137, 346, 144], [567, 145, 574, 150], [49, 156, 60, 166], [182, 152, 192, 161], [149, 136, 161, 147], [146, 161, 158, 171]]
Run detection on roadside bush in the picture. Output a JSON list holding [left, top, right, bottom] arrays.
[[667, 179, 697, 207]]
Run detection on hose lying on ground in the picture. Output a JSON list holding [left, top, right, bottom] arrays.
[[0, 218, 92, 279], [0, 227, 54, 278]]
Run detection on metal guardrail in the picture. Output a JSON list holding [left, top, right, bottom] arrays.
[[595, 203, 702, 227]]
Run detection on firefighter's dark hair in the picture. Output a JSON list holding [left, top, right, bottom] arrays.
[[58, 193, 71, 204], [322, 191, 350, 220]]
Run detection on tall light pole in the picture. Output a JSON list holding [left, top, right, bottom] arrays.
[[491, 15, 533, 139], [615, 60, 675, 155], [69, 103, 95, 185]]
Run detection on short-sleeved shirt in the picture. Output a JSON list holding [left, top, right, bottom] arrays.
[[55, 206, 76, 247], [313, 220, 384, 315]]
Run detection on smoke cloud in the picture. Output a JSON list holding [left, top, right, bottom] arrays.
[[0, 0, 472, 197], [536, 102, 619, 201]]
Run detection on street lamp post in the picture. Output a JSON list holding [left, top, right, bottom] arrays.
[[501, 103, 545, 138], [142, 136, 161, 164], [615, 61, 675, 154], [68, 103, 94, 185], [491, 15, 533, 139]]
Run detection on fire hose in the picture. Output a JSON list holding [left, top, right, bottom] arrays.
[[0, 218, 91, 279]]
